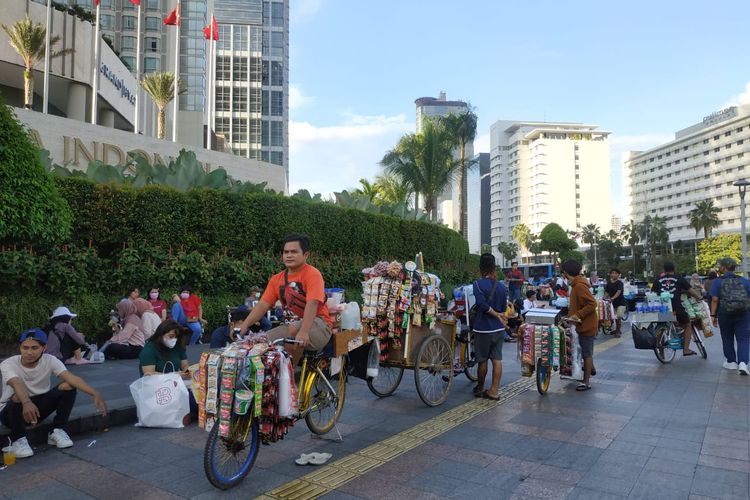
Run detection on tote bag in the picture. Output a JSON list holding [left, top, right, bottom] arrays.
[[130, 367, 189, 428]]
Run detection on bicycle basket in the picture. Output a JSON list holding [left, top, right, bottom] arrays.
[[631, 324, 657, 350]]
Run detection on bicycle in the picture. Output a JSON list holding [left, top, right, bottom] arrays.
[[203, 338, 347, 490], [653, 319, 708, 364]]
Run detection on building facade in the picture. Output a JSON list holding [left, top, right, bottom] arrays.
[[490, 120, 612, 265], [414, 92, 473, 232], [625, 105, 750, 242], [472, 152, 491, 252]]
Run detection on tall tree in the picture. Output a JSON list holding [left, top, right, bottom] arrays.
[[621, 220, 640, 275], [689, 199, 721, 239], [2, 16, 73, 109], [512, 223, 532, 265], [438, 109, 478, 239], [539, 223, 578, 264], [354, 178, 380, 202], [380, 119, 459, 221], [639, 215, 670, 274], [141, 72, 183, 139], [374, 173, 412, 205], [581, 223, 601, 273], [497, 241, 518, 263]]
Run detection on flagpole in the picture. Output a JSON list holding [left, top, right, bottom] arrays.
[[134, 1, 142, 134], [172, 1, 180, 142], [42, 0, 52, 113], [91, 2, 101, 124], [205, 14, 213, 150], [211, 36, 216, 149]]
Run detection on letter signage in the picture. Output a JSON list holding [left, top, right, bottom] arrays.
[[100, 63, 136, 106]]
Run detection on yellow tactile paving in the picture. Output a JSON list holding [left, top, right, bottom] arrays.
[[260, 335, 623, 499]]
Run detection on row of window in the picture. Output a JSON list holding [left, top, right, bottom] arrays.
[[632, 137, 749, 177], [121, 56, 160, 72], [214, 58, 284, 87]]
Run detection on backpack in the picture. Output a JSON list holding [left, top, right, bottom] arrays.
[[468, 280, 499, 326], [719, 276, 749, 315]]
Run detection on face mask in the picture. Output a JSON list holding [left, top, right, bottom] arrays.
[[163, 337, 178, 349], [180, 293, 189, 300], [150, 292, 159, 300]]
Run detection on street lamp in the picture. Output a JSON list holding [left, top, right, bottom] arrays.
[[734, 179, 750, 277]]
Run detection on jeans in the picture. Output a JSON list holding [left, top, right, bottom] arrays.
[[0, 385, 76, 440], [509, 286, 521, 302], [172, 303, 202, 344], [717, 312, 750, 364], [103, 343, 142, 359]]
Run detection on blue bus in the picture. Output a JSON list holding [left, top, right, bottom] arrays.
[[501, 263, 555, 284]]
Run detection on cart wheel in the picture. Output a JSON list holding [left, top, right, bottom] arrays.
[[653, 326, 676, 364], [204, 416, 259, 490], [536, 358, 551, 395], [414, 335, 453, 407], [367, 365, 404, 397], [463, 331, 478, 382], [692, 325, 708, 360]]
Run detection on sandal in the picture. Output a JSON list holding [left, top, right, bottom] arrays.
[[683, 351, 697, 357], [482, 390, 500, 401], [473, 385, 484, 396], [576, 383, 591, 392]]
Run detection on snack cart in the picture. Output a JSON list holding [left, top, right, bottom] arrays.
[[518, 308, 573, 395]]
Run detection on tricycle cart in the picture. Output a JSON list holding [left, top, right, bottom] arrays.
[[518, 308, 576, 395], [367, 319, 457, 407]]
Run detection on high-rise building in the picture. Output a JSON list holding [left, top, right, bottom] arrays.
[[471, 152, 491, 252], [490, 120, 612, 265], [625, 105, 750, 242], [611, 215, 622, 234], [414, 92, 472, 231], [213, 0, 288, 179]]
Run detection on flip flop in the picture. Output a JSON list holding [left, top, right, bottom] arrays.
[[683, 351, 697, 357], [482, 391, 500, 401], [295, 452, 332, 466], [576, 383, 591, 391], [473, 385, 484, 396], [591, 368, 597, 377]]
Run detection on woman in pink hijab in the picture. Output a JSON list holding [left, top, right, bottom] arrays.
[[133, 298, 163, 340], [102, 299, 146, 359]]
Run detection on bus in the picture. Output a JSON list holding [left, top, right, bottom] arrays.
[[501, 263, 556, 284]]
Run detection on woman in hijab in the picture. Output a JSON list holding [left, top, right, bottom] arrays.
[[102, 299, 146, 359], [133, 298, 162, 341]]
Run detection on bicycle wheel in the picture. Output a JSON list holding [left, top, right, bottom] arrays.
[[463, 331, 478, 382], [692, 325, 708, 360], [204, 416, 259, 490], [536, 358, 551, 395], [367, 365, 404, 397], [414, 335, 453, 407], [305, 357, 347, 435], [653, 326, 676, 364], [621, 309, 629, 321]]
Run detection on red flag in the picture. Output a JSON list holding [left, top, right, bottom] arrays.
[[129, 0, 141, 5], [94, 0, 99, 5], [163, 5, 180, 26], [202, 16, 218, 41]]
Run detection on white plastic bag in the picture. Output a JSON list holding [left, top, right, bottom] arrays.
[[569, 327, 584, 380], [278, 354, 293, 418], [367, 338, 380, 378], [129, 372, 189, 428]]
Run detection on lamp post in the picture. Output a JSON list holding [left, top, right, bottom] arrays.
[[734, 179, 750, 277]]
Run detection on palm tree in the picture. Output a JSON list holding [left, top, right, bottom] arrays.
[[354, 178, 380, 202], [380, 118, 459, 221], [2, 17, 73, 109], [581, 223, 601, 273], [374, 173, 412, 205], [141, 72, 183, 139], [497, 241, 519, 263], [512, 223, 532, 265], [438, 110, 478, 239], [604, 229, 621, 244], [689, 199, 721, 239], [621, 220, 640, 274]]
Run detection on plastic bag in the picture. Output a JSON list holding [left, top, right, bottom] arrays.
[[367, 338, 380, 378], [569, 327, 583, 380], [129, 372, 189, 428], [278, 354, 293, 418]]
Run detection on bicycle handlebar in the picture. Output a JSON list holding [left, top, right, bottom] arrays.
[[271, 337, 305, 346]]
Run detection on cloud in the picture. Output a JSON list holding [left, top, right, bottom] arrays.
[[290, 0, 327, 23], [474, 133, 490, 153], [288, 84, 315, 110], [723, 81, 750, 108], [289, 113, 414, 196]]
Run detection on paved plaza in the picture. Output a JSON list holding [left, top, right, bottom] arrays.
[[2, 332, 750, 499]]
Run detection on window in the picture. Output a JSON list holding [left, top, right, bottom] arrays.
[[121, 56, 135, 70], [145, 17, 160, 31], [714, 135, 720, 140], [100, 14, 114, 29], [270, 61, 283, 85], [144, 57, 160, 72], [216, 87, 230, 111], [147, 0, 160, 10], [99, 0, 112, 7], [270, 90, 283, 116], [261, 120, 269, 146], [121, 35, 136, 50], [234, 87, 247, 112], [122, 16, 136, 29], [270, 31, 284, 57], [233, 26, 248, 50], [233, 57, 248, 81], [271, 151, 283, 165], [261, 60, 269, 85], [216, 57, 231, 80], [270, 121, 283, 146], [725, 131, 732, 137], [271, 2, 284, 27], [215, 117, 230, 135], [145, 37, 159, 52]]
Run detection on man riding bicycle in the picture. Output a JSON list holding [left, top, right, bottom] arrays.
[[651, 261, 703, 357], [238, 234, 333, 361]]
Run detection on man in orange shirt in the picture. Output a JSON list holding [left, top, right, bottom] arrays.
[[239, 234, 332, 359]]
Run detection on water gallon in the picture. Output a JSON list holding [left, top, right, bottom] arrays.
[[341, 302, 362, 331]]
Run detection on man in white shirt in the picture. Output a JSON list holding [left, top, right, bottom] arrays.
[[0, 328, 108, 458]]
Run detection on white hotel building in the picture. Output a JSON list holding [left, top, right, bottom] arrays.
[[625, 105, 750, 242], [490, 120, 612, 264]]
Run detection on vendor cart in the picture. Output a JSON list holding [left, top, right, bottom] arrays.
[[366, 319, 457, 407], [518, 308, 574, 395]]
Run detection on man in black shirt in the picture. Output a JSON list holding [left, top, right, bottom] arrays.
[[652, 261, 703, 356], [605, 268, 626, 337]]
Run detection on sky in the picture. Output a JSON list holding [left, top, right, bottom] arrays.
[[287, 0, 750, 218]]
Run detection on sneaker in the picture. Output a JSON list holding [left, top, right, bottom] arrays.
[[739, 362, 749, 376], [13, 437, 34, 458], [48, 428, 73, 449], [723, 361, 739, 371]]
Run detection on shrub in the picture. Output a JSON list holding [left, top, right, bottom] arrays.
[[0, 94, 71, 245]]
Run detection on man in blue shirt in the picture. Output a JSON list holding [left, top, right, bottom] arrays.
[[472, 253, 508, 401], [710, 257, 750, 375]]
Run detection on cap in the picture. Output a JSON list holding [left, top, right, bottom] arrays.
[[50, 306, 77, 319], [718, 257, 737, 269], [19, 328, 48, 345]]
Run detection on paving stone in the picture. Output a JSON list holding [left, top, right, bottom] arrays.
[[321, 491, 366, 500], [544, 443, 603, 471], [651, 446, 701, 465], [697, 453, 750, 474], [486, 455, 542, 477], [701, 442, 750, 461], [607, 439, 655, 457], [644, 456, 696, 478], [656, 436, 704, 454], [407, 471, 466, 496], [511, 478, 573, 500], [690, 465, 749, 499], [628, 481, 690, 500]]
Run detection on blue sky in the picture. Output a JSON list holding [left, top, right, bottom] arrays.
[[288, 0, 750, 218]]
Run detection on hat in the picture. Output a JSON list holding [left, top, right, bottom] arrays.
[[50, 306, 77, 319], [19, 328, 48, 345]]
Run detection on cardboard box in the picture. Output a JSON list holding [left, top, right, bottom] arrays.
[[333, 329, 368, 356]]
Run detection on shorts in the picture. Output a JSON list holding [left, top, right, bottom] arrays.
[[615, 306, 627, 320], [578, 335, 595, 358], [474, 331, 504, 362], [266, 317, 332, 351], [674, 307, 690, 325]]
